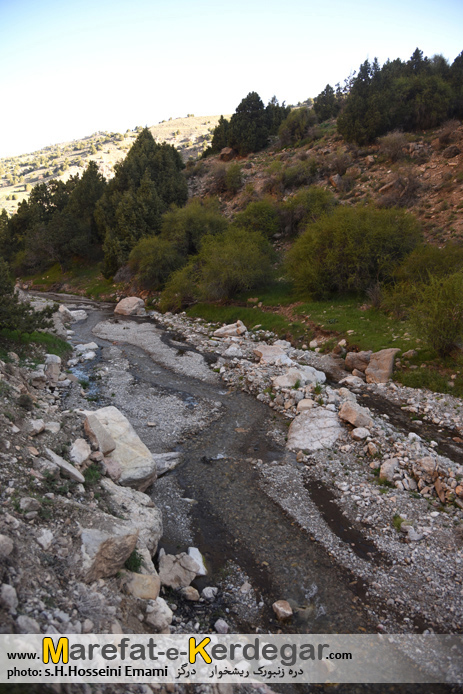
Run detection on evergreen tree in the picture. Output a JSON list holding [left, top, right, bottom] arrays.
[[0, 257, 54, 333], [313, 84, 341, 122], [228, 92, 269, 156], [96, 128, 187, 277]]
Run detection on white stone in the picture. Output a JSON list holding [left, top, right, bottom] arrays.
[[351, 427, 370, 440], [287, 408, 342, 452], [0, 584, 18, 613], [75, 342, 98, 354], [153, 452, 182, 477], [36, 529, 54, 550], [114, 297, 145, 316], [44, 448, 85, 483], [70, 438, 91, 465], [145, 597, 172, 632], [188, 547, 207, 576]]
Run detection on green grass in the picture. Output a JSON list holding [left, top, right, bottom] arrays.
[[23, 260, 117, 300], [186, 303, 308, 341], [294, 296, 418, 353], [0, 329, 71, 358]]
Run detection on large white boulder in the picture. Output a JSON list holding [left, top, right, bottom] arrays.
[[82, 406, 156, 491], [114, 297, 145, 316]]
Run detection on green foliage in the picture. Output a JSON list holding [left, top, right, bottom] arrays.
[[313, 84, 342, 122], [278, 107, 318, 147], [286, 206, 421, 298], [205, 92, 283, 157], [281, 158, 319, 190], [129, 198, 227, 289], [97, 129, 187, 276], [234, 199, 280, 237], [279, 186, 337, 236], [160, 228, 274, 311], [337, 49, 459, 144], [84, 463, 102, 486], [124, 549, 143, 573], [224, 163, 242, 194], [410, 272, 463, 356], [0, 257, 55, 333]]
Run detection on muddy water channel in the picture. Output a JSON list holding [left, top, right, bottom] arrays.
[[52, 300, 372, 636]]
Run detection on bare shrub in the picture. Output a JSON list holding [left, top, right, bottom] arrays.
[[438, 120, 460, 147], [378, 131, 408, 162], [378, 167, 422, 208], [327, 150, 352, 176]]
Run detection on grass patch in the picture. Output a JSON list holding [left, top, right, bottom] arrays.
[[295, 296, 417, 353], [124, 549, 143, 573], [23, 260, 117, 300], [186, 304, 307, 341], [84, 463, 102, 486], [0, 329, 71, 358]]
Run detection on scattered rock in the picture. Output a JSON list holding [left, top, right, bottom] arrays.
[[145, 597, 172, 632], [80, 516, 139, 582], [84, 414, 117, 455], [213, 320, 246, 338], [0, 584, 18, 613], [0, 535, 14, 559], [214, 618, 229, 634], [188, 547, 207, 576], [272, 600, 293, 620], [124, 572, 161, 601], [70, 438, 91, 465], [180, 586, 200, 601], [380, 458, 399, 482], [44, 448, 85, 483], [351, 427, 370, 441], [339, 401, 373, 429]]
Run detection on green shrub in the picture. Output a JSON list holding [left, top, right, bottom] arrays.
[[129, 236, 183, 289], [0, 257, 55, 333], [286, 206, 421, 298], [161, 228, 274, 311], [160, 197, 227, 255], [280, 186, 337, 236], [234, 199, 280, 237], [410, 272, 463, 356], [124, 549, 143, 573], [225, 163, 242, 194], [281, 159, 318, 189], [278, 107, 317, 147]]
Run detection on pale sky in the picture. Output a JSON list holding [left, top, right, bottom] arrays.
[[0, 0, 462, 157]]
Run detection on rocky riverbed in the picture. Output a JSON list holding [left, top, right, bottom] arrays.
[[1, 293, 463, 693]]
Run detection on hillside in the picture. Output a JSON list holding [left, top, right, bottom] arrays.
[[0, 115, 230, 216]]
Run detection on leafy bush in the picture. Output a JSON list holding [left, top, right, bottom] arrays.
[[129, 236, 183, 289], [286, 206, 421, 298], [225, 163, 242, 194], [160, 228, 274, 310], [279, 186, 337, 236], [410, 272, 463, 356], [234, 199, 280, 237], [281, 158, 318, 189], [0, 257, 55, 333], [278, 107, 317, 147]]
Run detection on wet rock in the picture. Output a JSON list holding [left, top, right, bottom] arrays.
[[338, 401, 373, 429], [158, 553, 200, 589], [70, 438, 91, 465], [69, 309, 88, 322], [75, 342, 99, 354], [345, 351, 371, 373], [213, 320, 246, 338], [0, 535, 14, 559], [145, 597, 173, 632], [84, 414, 116, 455], [100, 478, 162, 554], [83, 406, 156, 491], [80, 516, 139, 582], [44, 448, 85, 483], [124, 572, 161, 600], [153, 452, 182, 477], [214, 618, 229, 634], [0, 584, 18, 613], [114, 297, 145, 316], [287, 408, 342, 452], [272, 600, 293, 620], [365, 348, 401, 384]]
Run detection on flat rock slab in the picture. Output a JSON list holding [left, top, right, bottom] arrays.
[[44, 447, 85, 483], [253, 344, 293, 366], [159, 553, 200, 589], [365, 348, 401, 384], [287, 408, 342, 452], [338, 401, 373, 429], [82, 406, 156, 492], [84, 414, 116, 455], [114, 297, 145, 316]]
